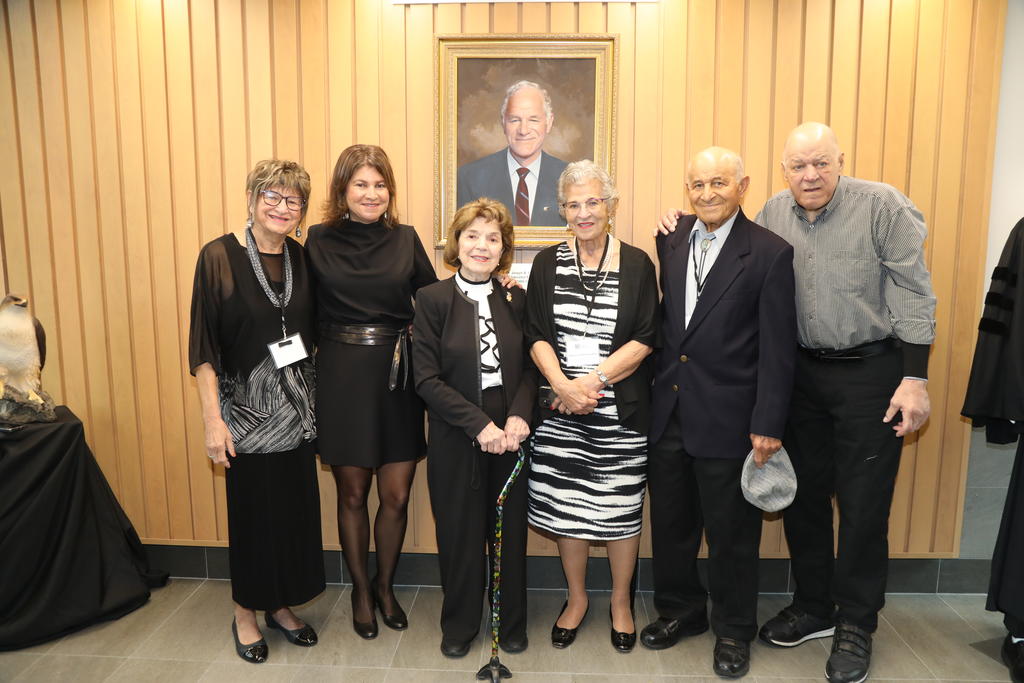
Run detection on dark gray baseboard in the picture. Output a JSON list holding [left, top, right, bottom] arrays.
[[142, 545, 992, 594]]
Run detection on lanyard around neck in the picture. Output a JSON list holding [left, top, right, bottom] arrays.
[[690, 232, 716, 299], [246, 227, 293, 336]]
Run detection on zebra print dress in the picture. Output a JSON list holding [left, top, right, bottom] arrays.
[[528, 242, 647, 540]]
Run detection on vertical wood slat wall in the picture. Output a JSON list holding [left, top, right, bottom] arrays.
[[0, 0, 1006, 558]]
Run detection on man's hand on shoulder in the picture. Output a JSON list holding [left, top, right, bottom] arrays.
[[883, 378, 930, 437]]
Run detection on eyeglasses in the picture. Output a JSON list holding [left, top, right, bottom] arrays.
[[562, 197, 608, 214], [260, 189, 307, 211]]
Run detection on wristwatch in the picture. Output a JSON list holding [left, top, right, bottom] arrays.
[[595, 368, 610, 386]]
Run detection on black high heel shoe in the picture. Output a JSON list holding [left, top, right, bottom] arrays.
[[351, 588, 378, 639], [266, 611, 318, 646], [551, 600, 589, 648], [232, 619, 268, 664], [371, 577, 408, 631], [610, 606, 637, 653]]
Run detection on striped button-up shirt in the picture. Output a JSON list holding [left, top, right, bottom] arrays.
[[756, 175, 936, 351]]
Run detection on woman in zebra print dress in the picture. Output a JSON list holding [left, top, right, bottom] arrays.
[[525, 160, 659, 653], [189, 160, 324, 664]]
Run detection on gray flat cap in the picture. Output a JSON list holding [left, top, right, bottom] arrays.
[[741, 446, 797, 512]]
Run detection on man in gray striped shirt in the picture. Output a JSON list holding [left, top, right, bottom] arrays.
[[657, 122, 936, 683]]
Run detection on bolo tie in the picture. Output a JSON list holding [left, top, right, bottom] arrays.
[[692, 233, 716, 299], [476, 446, 527, 682]]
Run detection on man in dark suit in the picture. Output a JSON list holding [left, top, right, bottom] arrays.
[[641, 147, 797, 678], [457, 80, 567, 226]]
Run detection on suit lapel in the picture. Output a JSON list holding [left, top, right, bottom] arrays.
[[680, 212, 751, 342], [663, 217, 697, 338], [490, 151, 515, 210]]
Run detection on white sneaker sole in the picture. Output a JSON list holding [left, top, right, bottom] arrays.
[[825, 669, 867, 683], [766, 626, 836, 647]]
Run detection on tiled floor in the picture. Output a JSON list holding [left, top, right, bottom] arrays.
[[0, 580, 1012, 682]]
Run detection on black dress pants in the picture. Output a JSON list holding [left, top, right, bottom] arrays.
[[427, 387, 529, 644], [782, 347, 903, 632], [648, 418, 764, 642]]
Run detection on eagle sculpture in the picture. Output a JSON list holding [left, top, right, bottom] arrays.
[[0, 294, 56, 424]]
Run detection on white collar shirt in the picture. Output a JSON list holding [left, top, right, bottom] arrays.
[[684, 210, 738, 327]]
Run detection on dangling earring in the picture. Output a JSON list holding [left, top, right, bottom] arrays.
[[246, 215, 253, 231], [383, 211, 388, 221], [295, 226, 302, 238]]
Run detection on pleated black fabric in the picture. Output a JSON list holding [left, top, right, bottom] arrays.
[[0, 407, 168, 650], [224, 441, 325, 610]]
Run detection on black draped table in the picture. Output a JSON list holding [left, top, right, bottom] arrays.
[[0, 406, 168, 650]]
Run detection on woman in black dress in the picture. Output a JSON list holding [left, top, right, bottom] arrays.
[[189, 159, 324, 664], [412, 199, 535, 657], [306, 145, 435, 638]]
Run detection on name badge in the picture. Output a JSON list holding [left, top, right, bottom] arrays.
[[565, 335, 602, 369], [268, 333, 309, 369]]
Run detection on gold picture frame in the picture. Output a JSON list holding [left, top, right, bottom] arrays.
[[434, 34, 618, 247]]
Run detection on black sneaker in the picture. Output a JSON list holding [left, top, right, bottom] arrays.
[[825, 622, 872, 683], [758, 606, 835, 647]]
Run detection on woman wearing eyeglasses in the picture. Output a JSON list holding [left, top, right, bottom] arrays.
[[305, 145, 437, 639], [189, 159, 324, 664], [525, 160, 659, 653]]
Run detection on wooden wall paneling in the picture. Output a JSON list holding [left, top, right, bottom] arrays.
[[742, 0, 775, 212], [354, 0, 382, 143], [714, 0, 745, 154], [245, 0, 276, 161], [827, 0, 862, 191], [608, 3, 634, 243], [685, 0, 715, 157], [0, 2, 24, 300], [85, 0, 147, 531], [801, 0, 833, 124], [880, 0, 918, 192], [216, 0, 249, 239], [577, 2, 604, 33], [656, 0, 685, 226], [272, 0, 302, 162], [853, 0, 891, 181], [326, 0, 354, 170], [164, 0, 217, 542], [550, 3, 576, 31], [907, 0, 974, 554], [521, 3, 548, 33], [770, 0, 804, 198], [379, 1, 409, 223], [111, 0, 166, 540], [463, 3, 490, 33], [137, 0, 194, 540], [299, 0, 329, 215], [60, 0, 120, 491], [631, 3, 660, 256], [491, 3, 518, 32]]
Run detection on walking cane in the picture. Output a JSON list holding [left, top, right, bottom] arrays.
[[476, 446, 526, 682]]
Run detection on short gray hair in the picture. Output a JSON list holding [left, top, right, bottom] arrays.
[[500, 80, 554, 123], [557, 160, 619, 215]]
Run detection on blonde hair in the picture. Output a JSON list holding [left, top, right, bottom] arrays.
[[246, 159, 311, 222], [443, 198, 515, 274]]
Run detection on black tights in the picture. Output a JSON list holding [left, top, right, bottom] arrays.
[[332, 461, 417, 622]]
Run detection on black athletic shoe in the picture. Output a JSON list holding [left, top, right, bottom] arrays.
[[825, 622, 872, 683], [758, 606, 835, 647]]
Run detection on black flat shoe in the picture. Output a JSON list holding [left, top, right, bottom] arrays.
[[265, 611, 318, 646], [1003, 633, 1024, 683], [440, 637, 472, 658], [232, 619, 268, 664], [499, 634, 529, 654], [610, 606, 636, 653], [713, 637, 750, 679], [640, 613, 709, 650], [372, 577, 408, 631], [351, 590, 378, 640], [551, 600, 589, 649]]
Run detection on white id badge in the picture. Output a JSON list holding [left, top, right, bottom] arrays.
[[565, 336, 602, 369], [268, 333, 309, 369]]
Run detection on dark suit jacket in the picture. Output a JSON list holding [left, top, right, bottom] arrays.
[[413, 277, 536, 449], [650, 209, 797, 458], [457, 149, 567, 226], [525, 240, 660, 435]]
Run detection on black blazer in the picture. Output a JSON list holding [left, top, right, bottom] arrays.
[[413, 277, 536, 445], [524, 239, 660, 435], [650, 209, 797, 457]]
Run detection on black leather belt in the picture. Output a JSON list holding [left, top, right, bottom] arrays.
[[320, 323, 410, 390], [800, 337, 898, 361]]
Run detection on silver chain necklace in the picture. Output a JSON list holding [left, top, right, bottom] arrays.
[[246, 227, 293, 335]]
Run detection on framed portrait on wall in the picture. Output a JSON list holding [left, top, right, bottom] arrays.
[[434, 34, 617, 246]]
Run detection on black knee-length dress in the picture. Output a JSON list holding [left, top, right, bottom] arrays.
[[306, 219, 437, 467], [189, 234, 325, 609]]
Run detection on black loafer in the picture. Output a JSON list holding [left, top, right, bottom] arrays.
[[610, 606, 636, 653], [551, 600, 589, 648], [499, 634, 529, 654], [713, 637, 750, 678], [1003, 633, 1024, 683], [265, 612, 317, 646], [232, 619, 268, 664], [640, 613, 710, 650], [372, 577, 408, 631], [440, 637, 472, 658], [351, 590, 378, 640]]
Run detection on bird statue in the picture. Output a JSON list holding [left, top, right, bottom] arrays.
[[0, 294, 56, 424]]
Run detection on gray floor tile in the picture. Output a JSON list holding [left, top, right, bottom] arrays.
[[197, 661, 305, 682], [52, 578, 202, 657], [0, 652, 40, 681], [967, 429, 1016, 487], [385, 669, 569, 682], [938, 594, 1008, 640], [11, 654, 124, 682], [288, 665, 388, 682], [880, 595, 1008, 680], [251, 584, 346, 666], [303, 586, 413, 667], [130, 580, 238, 662], [389, 587, 483, 671], [104, 658, 211, 682], [959, 488, 1008, 559]]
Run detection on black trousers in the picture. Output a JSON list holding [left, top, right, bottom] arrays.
[[783, 347, 904, 632], [648, 419, 764, 642], [427, 387, 529, 644]]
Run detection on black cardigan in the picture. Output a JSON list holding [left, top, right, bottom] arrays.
[[413, 276, 536, 441], [524, 239, 660, 434]]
